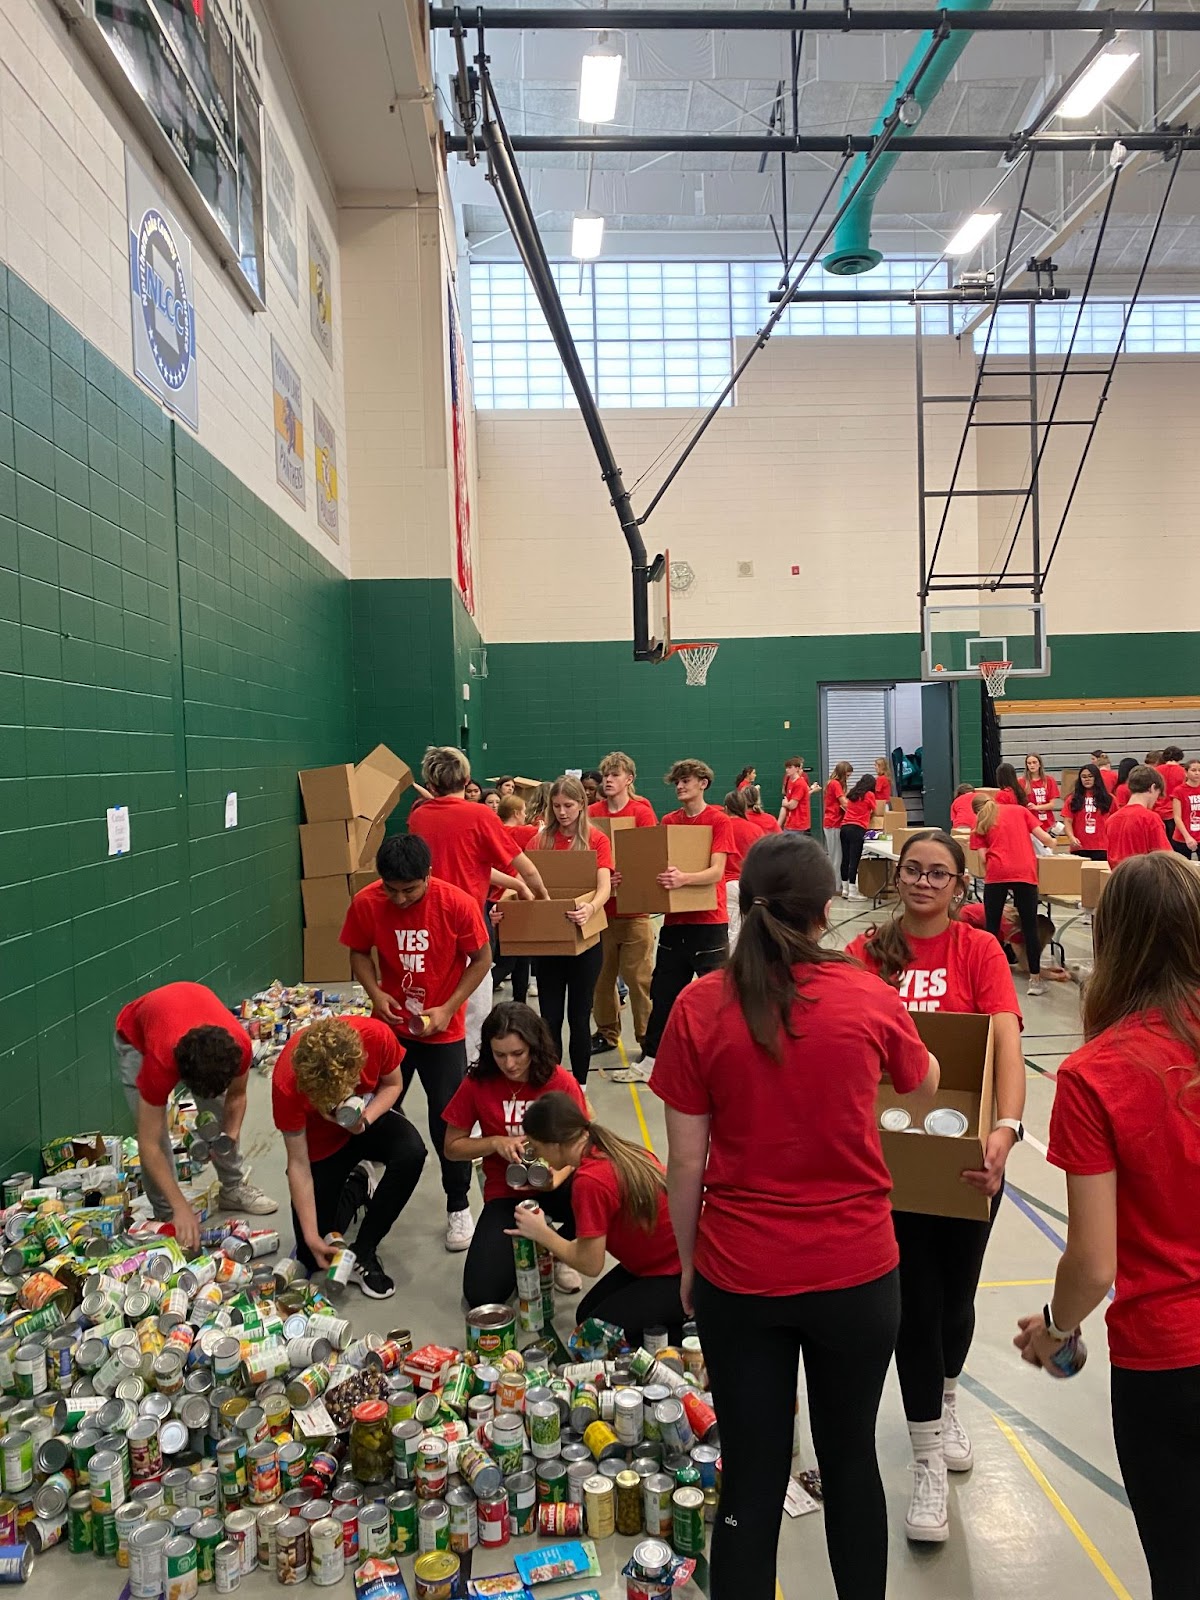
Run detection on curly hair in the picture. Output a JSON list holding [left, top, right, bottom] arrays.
[[174, 1026, 244, 1099], [290, 1018, 366, 1113], [665, 758, 713, 789]]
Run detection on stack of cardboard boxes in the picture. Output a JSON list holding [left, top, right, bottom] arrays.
[[298, 745, 413, 981]]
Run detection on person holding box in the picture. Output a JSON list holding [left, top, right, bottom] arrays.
[[588, 751, 658, 1062], [970, 795, 1055, 997], [846, 830, 1025, 1544], [340, 833, 492, 1254], [1106, 766, 1172, 867], [114, 982, 278, 1250], [272, 1016, 425, 1298], [651, 832, 940, 1600], [443, 1003, 588, 1303], [639, 759, 733, 1074]]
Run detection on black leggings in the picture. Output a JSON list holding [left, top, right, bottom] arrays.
[[399, 1039, 471, 1212], [840, 823, 867, 885], [643, 924, 729, 1057], [490, 914, 530, 1004], [462, 1189, 576, 1306], [1076, 848, 1108, 861], [893, 1189, 1002, 1422], [1111, 1363, 1200, 1599], [293, 1111, 427, 1271], [576, 1266, 686, 1349], [984, 881, 1041, 975], [694, 1268, 899, 1600], [535, 944, 605, 1085], [1173, 839, 1198, 860]]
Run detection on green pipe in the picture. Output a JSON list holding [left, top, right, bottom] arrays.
[[822, 0, 993, 276]]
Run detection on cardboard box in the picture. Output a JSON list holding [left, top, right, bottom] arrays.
[[299, 764, 356, 824], [532, 850, 601, 899], [298, 745, 410, 827], [879, 811, 912, 837], [857, 858, 895, 900], [498, 897, 608, 956], [887, 826, 939, 855], [1061, 767, 1079, 797], [488, 775, 542, 800], [877, 1011, 994, 1222], [302, 875, 352, 927], [303, 926, 352, 982], [1081, 860, 1111, 909], [1038, 853, 1083, 897], [612, 825, 717, 916], [360, 744, 413, 795], [350, 869, 379, 896], [299, 818, 383, 878], [590, 814, 637, 842]]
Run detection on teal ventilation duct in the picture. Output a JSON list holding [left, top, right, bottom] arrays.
[[823, 0, 993, 276]]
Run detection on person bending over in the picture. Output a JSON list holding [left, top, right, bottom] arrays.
[[510, 1091, 686, 1348], [271, 1016, 426, 1298], [115, 981, 277, 1249], [443, 1002, 588, 1304]]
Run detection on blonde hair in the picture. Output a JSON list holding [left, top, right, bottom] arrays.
[[524, 782, 552, 827], [531, 776, 591, 850], [875, 757, 890, 776], [497, 794, 526, 822], [828, 760, 853, 787], [422, 746, 470, 795], [291, 1019, 365, 1113], [599, 751, 636, 781], [974, 796, 999, 835]]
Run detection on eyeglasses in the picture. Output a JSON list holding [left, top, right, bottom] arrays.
[[898, 863, 958, 888]]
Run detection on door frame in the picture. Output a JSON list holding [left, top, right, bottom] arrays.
[[818, 679, 959, 796]]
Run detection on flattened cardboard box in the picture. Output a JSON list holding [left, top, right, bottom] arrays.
[[299, 818, 383, 878], [1038, 853, 1083, 897], [303, 926, 352, 982], [301, 875, 352, 927], [613, 825, 717, 916], [499, 897, 608, 957], [590, 815, 637, 842], [876, 1011, 994, 1222]]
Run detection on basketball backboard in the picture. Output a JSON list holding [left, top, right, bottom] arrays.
[[922, 602, 1049, 681]]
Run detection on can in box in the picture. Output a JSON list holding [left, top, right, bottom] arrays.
[[386, 1490, 417, 1557]]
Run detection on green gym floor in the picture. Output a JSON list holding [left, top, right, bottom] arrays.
[[28, 900, 1145, 1600]]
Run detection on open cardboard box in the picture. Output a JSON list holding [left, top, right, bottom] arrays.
[[499, 897, 607, 956], [877, 1011, 994, 1222], [1038, 853, 1083, 897], [299, 745, 411, 827], [613, 825, 717, 916], [303, 926, 353, 982], [1081, 860, 1111, 909], [878, 810, 911, 835], [590, 814, 637, 842], [300, 818, 383, 878]]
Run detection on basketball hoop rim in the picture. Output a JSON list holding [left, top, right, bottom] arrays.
[[979, 659, 1013, 698], [663, 641, 719, 660]]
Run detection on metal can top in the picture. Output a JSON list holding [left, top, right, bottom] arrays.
[[880, 1107, 912, 1132], [632, 1538, 672, 1576], [924, 1108, 969, 1138]]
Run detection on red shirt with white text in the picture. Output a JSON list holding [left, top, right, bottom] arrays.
[[1177, 784, 1200, 843], [1020, 774, 1060, 828], [443, 1066, 587, 1202], [846, 920, 1021, 1019], [1067, 793, 1111, 852]]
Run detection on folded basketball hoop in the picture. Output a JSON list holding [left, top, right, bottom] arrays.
[[668, 642, 719, 687], [979, 660, 1012, 699]]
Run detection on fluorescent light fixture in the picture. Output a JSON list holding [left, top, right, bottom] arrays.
[[579, 47, 622, 123], [571, 212, 605, 260], [944, 211, 1001, 257], [1058, 49, 1138, 118]]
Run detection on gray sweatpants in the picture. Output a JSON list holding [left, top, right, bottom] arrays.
[[115, 1033, 246, 1218], [824, 827, 844, 880]]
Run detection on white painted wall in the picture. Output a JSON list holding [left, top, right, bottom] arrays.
[[0, 0, 349, 567]]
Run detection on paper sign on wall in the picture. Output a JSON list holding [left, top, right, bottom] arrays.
[[307, 210, 333, 367], [313, 403, 340, 543], [271, 336, 305, 507], [107, 806, 130, 857], [225, 792, 238, 829]]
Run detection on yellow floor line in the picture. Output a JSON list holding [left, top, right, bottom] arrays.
[[628, 1082, 655, 1154], [980, 1278, 1056, 1288], [990, 1414, 1134, 1600]]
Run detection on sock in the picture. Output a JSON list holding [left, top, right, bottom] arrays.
[[943, 1377, 959, 1412], [908, 1420, 943, 1465]]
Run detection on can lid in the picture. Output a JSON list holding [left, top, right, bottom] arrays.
[[352, 1400, 388, 1424], [880, 1107, 912, 1132], [924, 1108, 970, 1138], [413, 1552, 460, 1578], [160, 1420, 188, 1455]]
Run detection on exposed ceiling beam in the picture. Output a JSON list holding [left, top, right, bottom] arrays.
[[430, 6, 1200, 31], [447, 131, 1200, 154]]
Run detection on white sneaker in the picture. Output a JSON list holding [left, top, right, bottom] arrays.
[[1027, 976, 1046, 997], [554, 1262, 582, 1293], [445, 1208, 475, 1253], [905, 1457, 949, 1543], [841, 884, 850, 899], [218, 1181, 279, 1215], [942, 1403, 973, 1472]]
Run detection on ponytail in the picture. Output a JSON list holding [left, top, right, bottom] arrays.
[[728, 833, 850, 1060], [975, 797, 999, 836], [522, 1092, 665, 1231]]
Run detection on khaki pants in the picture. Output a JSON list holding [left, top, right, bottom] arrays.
[[593, 918, 655, 1047]]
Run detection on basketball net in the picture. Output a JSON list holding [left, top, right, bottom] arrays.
[[670, 643, 719, 687], [979, 660, 1012, 699]]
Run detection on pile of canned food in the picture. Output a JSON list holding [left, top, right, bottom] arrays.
[[236, 983, 370, 1056]]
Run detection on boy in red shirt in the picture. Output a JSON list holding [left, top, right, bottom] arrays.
[[1106, 766, 1171, 867], [640, 759, 733, 1073], [340, 832, 492, 1254], [588, 751, 658, 1061], [272, 1015, 425, 1297], [779, 757, 820, 833], [115, 982, 277, 1249]]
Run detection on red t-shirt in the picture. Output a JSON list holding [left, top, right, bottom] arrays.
[[723, 815, 762, 880], [874, 775, 892, 805], [339, 877, 489, 1044], [572, 1150, 681, 1279], [970, 805, 1040, 886], [661, 806, 735, 927], [995, 788, 1020, 807], [846, 920, 1021, 1019], [271, 1016, 403, 1164], [531, 825, 614, 871], [842, 790, 877, 829], [442, 1067, 586, 1203], [1176, 784, 1200, 842], [650, 964, 928, 1296], [409, 796, 523, 906], [822, 781, 845, 830], [1019, 775, 1059, 829], [1048, 1012, 1200, 1370], [488, 825, 539, 901], [958, 899, 1024, 947], [1106, 805, 1171, 867], [747, 811, 782, 835], [1154, 764, 1186, 822], [116, 983, 251, 1107], [1114, 783, 1130, 809], [588, 798, 657, 919], [1066, 793, 1110, 852], [783, 775, 814, 832], [1098, 768, 1120, 794], [950, 794, 978, 830]]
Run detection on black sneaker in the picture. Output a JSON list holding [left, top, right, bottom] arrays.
[[591, 1032, 615, 1056], [334, 1165, 370, 1234], [352, 1252, 395, 1299]]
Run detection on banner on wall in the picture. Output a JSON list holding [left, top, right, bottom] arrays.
[[447, 287, 476, 617], [313, 402, 340, 543], [264, 113, 298, 302], [271, 336, 306, 508], [126, 150, 199, 430], [307, 210, 334, 367]]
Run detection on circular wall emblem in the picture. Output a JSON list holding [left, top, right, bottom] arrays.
[[136, 207, 192, 394]]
